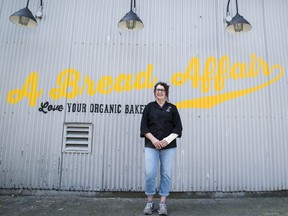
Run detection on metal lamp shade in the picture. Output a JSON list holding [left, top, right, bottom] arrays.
[[9, 7, 37, 28], [226, 13, 252, 33], [118, 10, 144, 31]]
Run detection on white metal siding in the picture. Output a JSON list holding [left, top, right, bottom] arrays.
[[0, 0, 287, 193]]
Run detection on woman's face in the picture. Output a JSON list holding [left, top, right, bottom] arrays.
[[155, 84, 166, 101]]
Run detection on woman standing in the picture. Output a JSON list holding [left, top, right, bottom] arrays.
[[140, 82, 183, 215]]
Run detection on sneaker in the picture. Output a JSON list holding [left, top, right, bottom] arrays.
[[158, 202, 168, 215], [143, 201, 154, 215]]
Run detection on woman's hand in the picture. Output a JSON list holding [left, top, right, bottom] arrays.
[[145, 133, 162, 149], [151, 138, 169, 149], [159, 140, 169, 148], [151, 138, 162, 149], [145, 133, 169, 149]]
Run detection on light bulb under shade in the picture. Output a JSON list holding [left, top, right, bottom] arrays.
[[9, 7, 37, 28], [35, 10, 43, 19], [226, 13, 251, 33], [118, 10, 144, 31]]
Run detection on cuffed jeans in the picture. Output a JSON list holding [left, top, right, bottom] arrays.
[[144, 147, 176, 197]]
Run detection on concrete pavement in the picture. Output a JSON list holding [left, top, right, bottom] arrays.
[[1, 191, 288, 216]]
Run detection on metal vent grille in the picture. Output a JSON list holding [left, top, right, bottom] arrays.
[[63, 123, 93, 153]]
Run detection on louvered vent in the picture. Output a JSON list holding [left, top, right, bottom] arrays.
[[63, 123, 93, 153]]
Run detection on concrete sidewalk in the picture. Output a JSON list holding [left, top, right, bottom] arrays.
[[1, 193, 288, 216]]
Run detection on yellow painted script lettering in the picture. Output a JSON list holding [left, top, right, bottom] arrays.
[[7, 72, 43, 106], [114, 74, 134, 92], [171, 54, 279, 94], [201, 57, 217, 93], [214, 55, 230, 91], [96, 76, 114, 94], [176, 65, 284, 109], [174, 54, 284, 109], [171, 57, 200, 89], [230, 63, 246, 79], [49, 68, 84, 99], [133, 65, 156, 89], [49, 64, 157, 100]]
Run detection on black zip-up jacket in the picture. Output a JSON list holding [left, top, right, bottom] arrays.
[[140, 101, 183, 149]]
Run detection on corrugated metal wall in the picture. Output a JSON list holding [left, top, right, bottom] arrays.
[[0, 0, 288, 193]]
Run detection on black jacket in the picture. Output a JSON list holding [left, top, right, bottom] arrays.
[[140, 101, 183, 149]]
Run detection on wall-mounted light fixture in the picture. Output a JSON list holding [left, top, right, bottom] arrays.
[[9, 0, 43, 28], [35, 0, 43, 19], [225, 0, 252, 33], [118, 0, 144, 31]]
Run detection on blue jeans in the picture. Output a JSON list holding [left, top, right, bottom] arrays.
[[144, 147, 176, 197]]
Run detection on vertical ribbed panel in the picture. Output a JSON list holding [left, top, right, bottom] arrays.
[[0, 0, 288, 193]]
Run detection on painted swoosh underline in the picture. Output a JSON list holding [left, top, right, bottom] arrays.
[[175, 70, 284, 109]]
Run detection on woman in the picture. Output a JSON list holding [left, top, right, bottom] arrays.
[[140, 82, 183, 215]]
